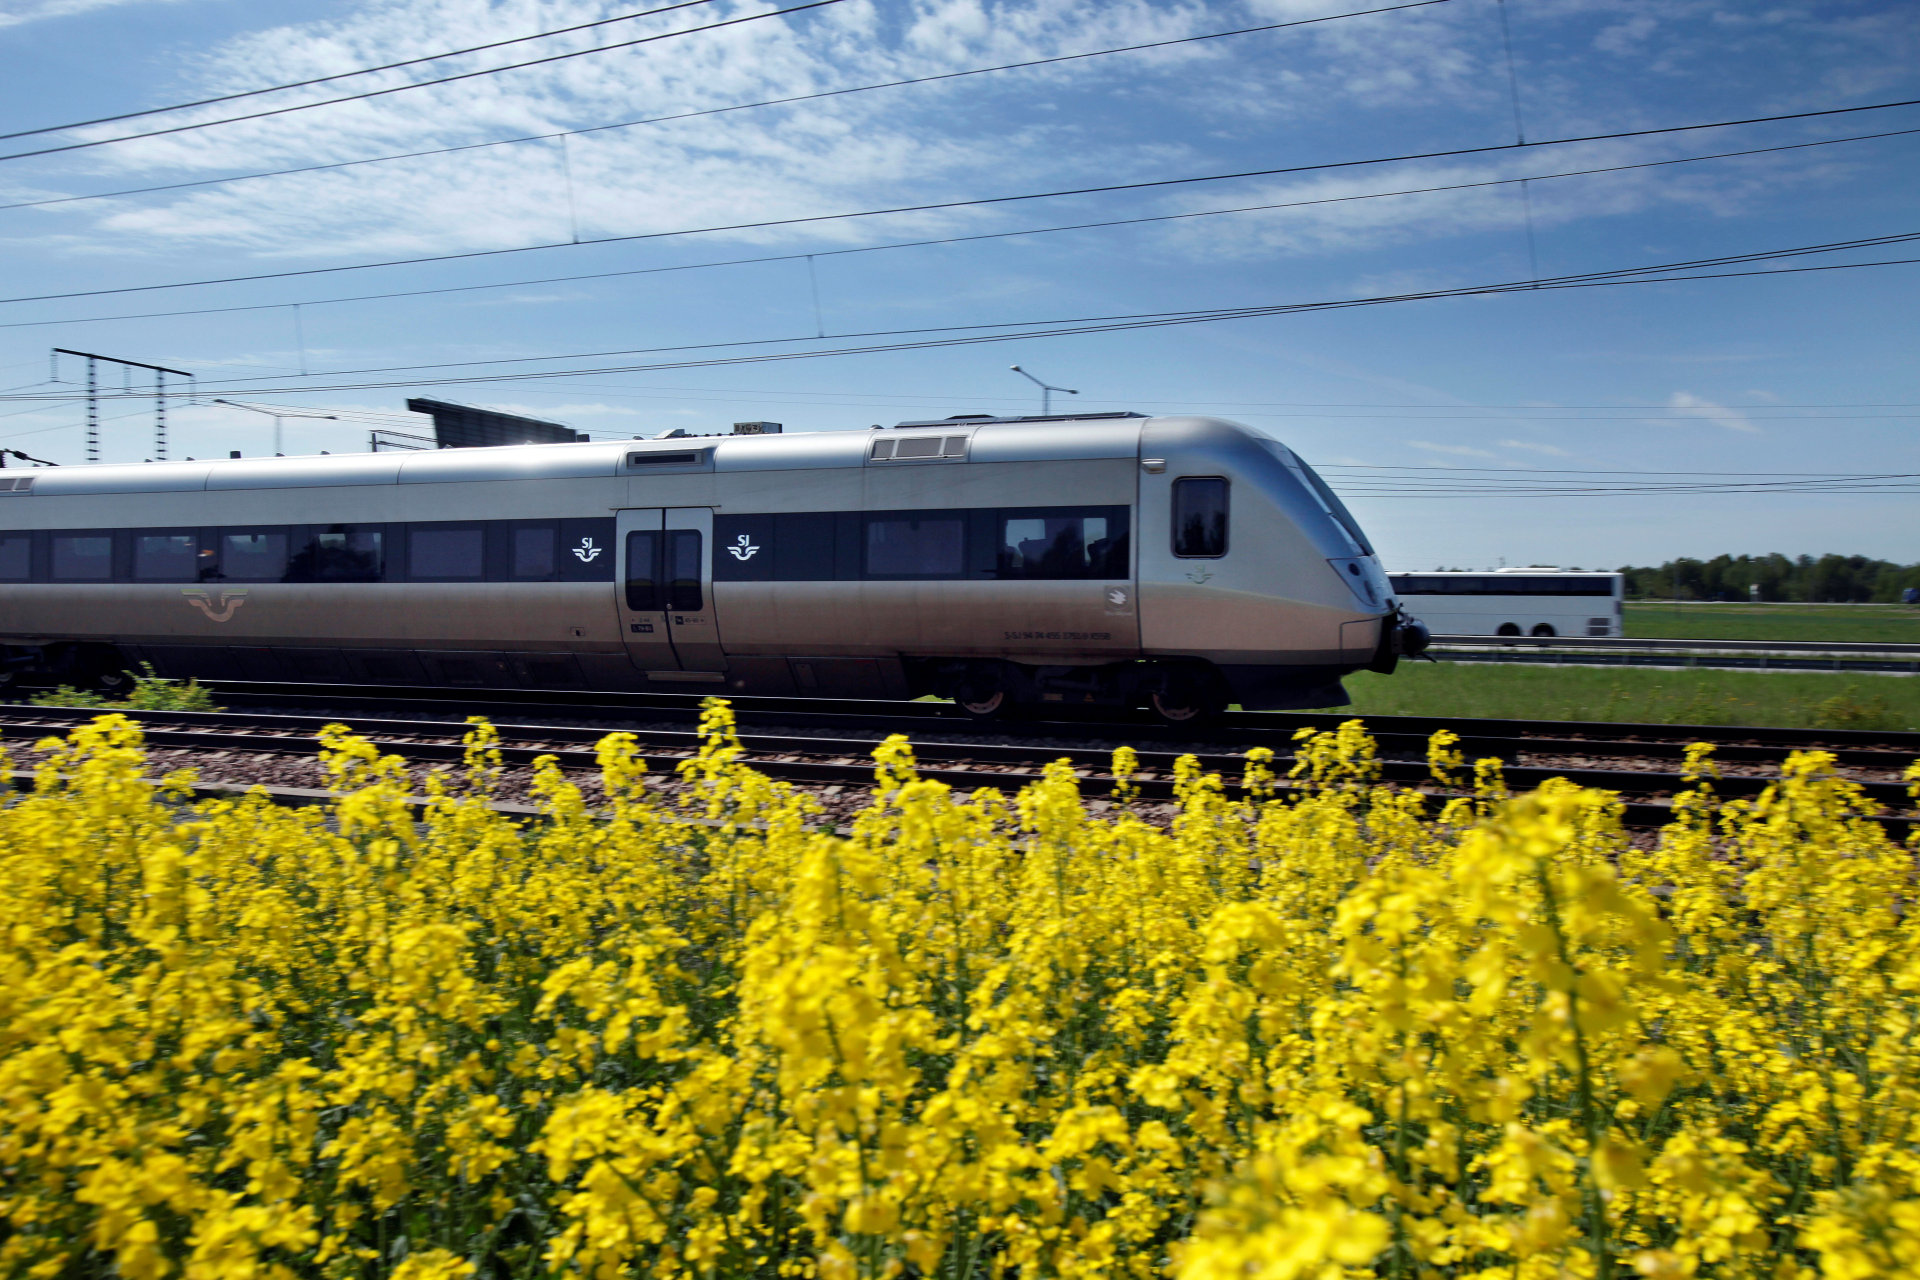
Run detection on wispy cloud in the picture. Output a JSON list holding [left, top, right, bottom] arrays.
[[1667, 391, 1759, 433], [13, 0, 1914, 281], [0, 0, 182, 29], [48, 0, 1219, 261], [1500, 438, 1570, 456], [1410, 440, 1497, 459]]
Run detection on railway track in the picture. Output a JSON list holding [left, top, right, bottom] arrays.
[[2, 683, 1914, 833]]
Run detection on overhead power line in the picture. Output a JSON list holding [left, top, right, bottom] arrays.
[[4, 95, 1915, 309], [5, 124, 1912, 331], [7, 232, 1912, 403], [206, 231, 1920, 385], [0, 0, 725, 144], [0, 0, 849, 165], [0, 0, 1451, 212]]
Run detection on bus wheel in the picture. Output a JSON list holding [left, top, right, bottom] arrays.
[[1530, 623, 1557, 637], [1496, 623, 1521, 637]]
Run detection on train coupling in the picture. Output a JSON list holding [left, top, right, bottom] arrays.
[[1368, 609, 1431, 674]]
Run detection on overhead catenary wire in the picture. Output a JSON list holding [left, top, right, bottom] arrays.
[[7, 234, 1913, 404], [15, 255, 1920, 403], [169, 231, 1920, 386], [0, 0, 727, 144], [4, 94, 1915, 309], [0, 0, 849, 165], [6, 123, 1915, 332], [0, 0, 1452, 213]]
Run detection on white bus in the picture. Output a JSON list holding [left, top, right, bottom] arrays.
[[1387, 569, 1624, 638]]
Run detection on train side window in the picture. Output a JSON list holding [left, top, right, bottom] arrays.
[[221, 530, 290, 581], [511, 525, 557, 579], [666, 529, 703, 611], [625, 531, 661, 610], [290, 525, 383, 582], [409, 524, 485, 580], [1172, 478, 1228, 558], [0, 533, 28, 580], [771, 512, 836, 581], [132, 530, 199, 581], [865, 515, 965, 577], [996, 508, 1130, 579], [50, 532, 113, 580]]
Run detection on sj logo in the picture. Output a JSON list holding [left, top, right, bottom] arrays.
[[727, 533, 760, 562], [182, 588, 248, 622], [573, 537, 602, 563]]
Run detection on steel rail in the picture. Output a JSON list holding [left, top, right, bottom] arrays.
[[159, 679, 1920, 756], [1, 705, 1911, 831]]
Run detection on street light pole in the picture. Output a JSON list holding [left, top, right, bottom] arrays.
[[211, 399, 338, 455], [1010, 365, 1077, 416]]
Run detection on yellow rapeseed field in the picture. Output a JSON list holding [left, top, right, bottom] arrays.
[[3, 705, 1920, 1280]]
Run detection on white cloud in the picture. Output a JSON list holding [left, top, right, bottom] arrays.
[[1666, 391, 1759, 433], [1410, 440, 1496, 458], [16, 0, 1913, 281], [0, 0, 182, 28], [1592, 14, 1658, 56], [1500, 439, 1570, 456], [49, 0, 1222, 262]]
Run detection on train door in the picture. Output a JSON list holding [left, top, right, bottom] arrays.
[[663, 507, 725, 672], [615, 507, 726, 676]]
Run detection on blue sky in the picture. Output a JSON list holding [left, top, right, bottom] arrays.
[[0, 0, 1914, 570]]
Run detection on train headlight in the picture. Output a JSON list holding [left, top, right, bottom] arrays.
[[1327, 557, 1385, 608]]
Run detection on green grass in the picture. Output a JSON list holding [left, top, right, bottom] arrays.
[[1625, 601, 1920, 644], [1311, 663, 1920, 732]]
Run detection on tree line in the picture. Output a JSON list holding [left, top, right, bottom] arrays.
[[1619, 554, 1920, 602]]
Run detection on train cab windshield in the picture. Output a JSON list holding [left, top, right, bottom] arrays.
[[1263, 441, 1371, 557]]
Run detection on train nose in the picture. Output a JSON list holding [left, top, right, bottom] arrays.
[[1369, 611, 1430, 674]]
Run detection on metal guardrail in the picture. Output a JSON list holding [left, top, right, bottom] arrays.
[[1428, 635, 1920, 674], [1434, 634, 1920, 655]]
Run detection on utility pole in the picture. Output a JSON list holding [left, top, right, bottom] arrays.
[[52, 348, 193, 463]]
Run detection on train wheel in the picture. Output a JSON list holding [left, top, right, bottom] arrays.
[[954, 666, 1010, 720], [90, 664, 136, 697], [1149, 668, 1224, 726], [956, 688, 1008, 720]]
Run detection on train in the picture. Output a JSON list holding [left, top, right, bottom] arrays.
[[0, 411, 1429, 721]]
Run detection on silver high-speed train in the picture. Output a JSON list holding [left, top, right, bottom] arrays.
[[0, 412, 1427, 721]]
